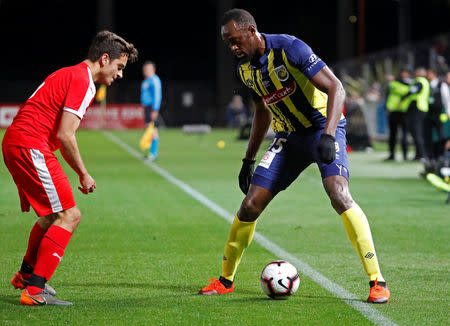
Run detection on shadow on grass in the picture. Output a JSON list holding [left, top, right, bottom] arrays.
[[0, 294, 21, 307], [229, 294, 356, 304], [63, 281, 201, 293]]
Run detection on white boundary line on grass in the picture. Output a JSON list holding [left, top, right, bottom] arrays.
[[104, 131, 397, 326]]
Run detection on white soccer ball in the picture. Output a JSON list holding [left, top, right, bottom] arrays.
[[260, 260, 300, 299]]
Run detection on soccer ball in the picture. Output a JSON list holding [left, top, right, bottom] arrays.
[[260, 260, 300, 299]]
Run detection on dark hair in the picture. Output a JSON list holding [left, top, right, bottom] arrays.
[[221, 8, 257, 29], [87, 30, 138, 63]]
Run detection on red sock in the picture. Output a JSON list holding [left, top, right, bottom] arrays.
[[23, 222, 46, 268], [28, 225, 72, 294]]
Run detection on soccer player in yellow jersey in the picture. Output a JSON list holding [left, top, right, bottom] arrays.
[[199, 8, 390, 303]]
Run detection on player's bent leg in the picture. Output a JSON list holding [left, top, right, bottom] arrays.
[[12, 214, 60, 296], [22, 207, 80, 303], [323, 176, 389, 303], [199, 186, 273, 295]]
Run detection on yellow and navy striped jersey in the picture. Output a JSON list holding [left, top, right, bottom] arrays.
[[237, 33, 346, 132]]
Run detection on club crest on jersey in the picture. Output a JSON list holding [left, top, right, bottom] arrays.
[[246, 78, 255, 88], [273, 65, 289, 81]]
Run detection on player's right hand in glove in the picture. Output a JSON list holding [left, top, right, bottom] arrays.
[[239, 158, 256, 195]]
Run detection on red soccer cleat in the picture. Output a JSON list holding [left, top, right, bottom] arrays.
[[367, 278, 390, 303], [198, 278, 234, 295]]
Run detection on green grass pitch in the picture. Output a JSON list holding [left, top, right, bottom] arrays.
[[0, 128, 448, 325]]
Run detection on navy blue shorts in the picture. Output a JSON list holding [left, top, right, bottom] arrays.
[[252, 128, 350, 195]]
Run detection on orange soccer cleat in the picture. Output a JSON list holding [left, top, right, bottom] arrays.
[[198, 277, 235, 295], [367, 278, 390, 303], [11, 272, 57, 296], [20, 289, 72, 306]]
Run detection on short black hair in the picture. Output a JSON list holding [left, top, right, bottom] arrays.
[[87, 30, 138, 63], [221, 8, 257, 29]]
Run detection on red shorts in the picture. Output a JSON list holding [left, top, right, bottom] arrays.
[[2, 144, 76, 217]]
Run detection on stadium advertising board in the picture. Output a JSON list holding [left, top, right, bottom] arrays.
[[0, 104, 145, 129]]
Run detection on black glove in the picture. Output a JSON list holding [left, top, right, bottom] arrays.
[[238, 158, 255, 195], [317, 133, 336, 164]]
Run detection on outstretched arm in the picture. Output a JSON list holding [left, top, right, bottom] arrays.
[[57, 111, 96, 194]]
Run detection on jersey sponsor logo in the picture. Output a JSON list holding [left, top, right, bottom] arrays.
[[262, 81, 296, 105], [273, 65, 289, 81]]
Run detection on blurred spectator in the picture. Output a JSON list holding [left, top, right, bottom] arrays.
[[226, 94, 247, 128], [436, 56, 449, 77], [443, 72, 450, 138], [400, 67, 430, 160], [424, 68, 449, 159], [384, 68, 411, 161], [345, 93, 372, 151]]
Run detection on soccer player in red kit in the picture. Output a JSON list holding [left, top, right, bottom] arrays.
[[2, 31, 138, 306]]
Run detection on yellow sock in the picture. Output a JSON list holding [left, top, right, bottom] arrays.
[[222, 216, 257, 282], [340, 204, 384, 282]]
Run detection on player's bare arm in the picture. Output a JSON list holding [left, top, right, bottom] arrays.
[[57, 111, 96, 194], [244, 99, 272, 160], [150, 110, 159, 122], [310, 66, 346, 137]]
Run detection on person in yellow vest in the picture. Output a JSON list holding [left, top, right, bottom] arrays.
[[400, 67, 430, 160], [384, 67, 411, 161]]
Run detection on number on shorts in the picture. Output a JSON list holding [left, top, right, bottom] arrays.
[[268, 137, 287, 154]]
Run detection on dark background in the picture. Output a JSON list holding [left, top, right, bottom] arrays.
[[0, 0, 449, 124]]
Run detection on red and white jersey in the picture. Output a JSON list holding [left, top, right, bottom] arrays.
[[3, 62, 96, 152]]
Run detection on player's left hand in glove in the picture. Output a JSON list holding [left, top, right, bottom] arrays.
[[317, 133, 336, 164], [239, 158, 255, 195]]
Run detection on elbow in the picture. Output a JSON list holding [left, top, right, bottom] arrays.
[[336, 81, 346, 99], [57, 131, 72, 144]]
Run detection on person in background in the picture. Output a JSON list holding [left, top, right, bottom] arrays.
[[424, 68, 449, 160], [226, 94, 247, 128], [401, 67, 430, 161], [141, 61, 162, 160], [442, 72, 450, 138], [384, 68, 411, 161]]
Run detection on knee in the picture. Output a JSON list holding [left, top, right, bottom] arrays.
[[238, 197, 262, 222], [39, 214, 58, 230], [62, 207, 82, 230], [324, 181, 354, 214], [71, 208, 82, 228]]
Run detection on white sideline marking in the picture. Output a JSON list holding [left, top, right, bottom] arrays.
[[104, 131, 397, 326]]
